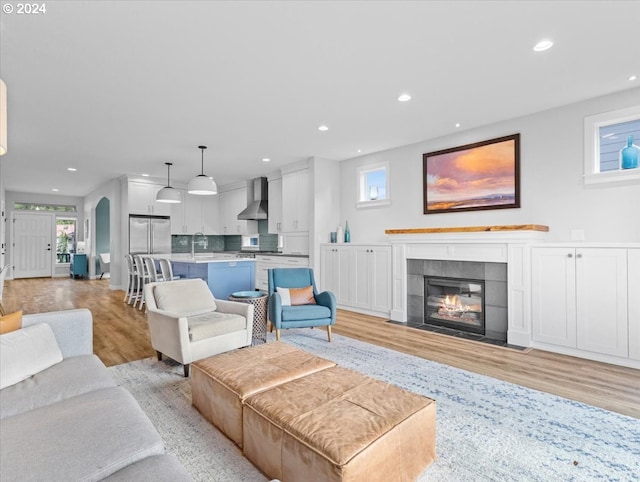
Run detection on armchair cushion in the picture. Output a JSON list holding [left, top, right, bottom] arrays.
[[188, 312, 248, 342], [281, 304, 331, 322], [276, 286, 316, 306], [154, 279, 216, 316]]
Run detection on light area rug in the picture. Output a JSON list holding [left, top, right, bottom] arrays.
[[108, 331, 640, 482]]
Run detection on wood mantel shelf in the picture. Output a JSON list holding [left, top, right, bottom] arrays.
[[385, 224, 549, 235]]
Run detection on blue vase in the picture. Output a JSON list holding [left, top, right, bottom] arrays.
[[344, 221, 351, 243], [620, 135, 639, 170]]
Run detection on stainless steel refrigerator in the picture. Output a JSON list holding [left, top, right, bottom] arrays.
[[129, 215, 171, 254]]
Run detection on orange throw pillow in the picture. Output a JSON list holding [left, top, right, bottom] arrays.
[[0, 311, 23, 334], [289, 286, 316, 306]]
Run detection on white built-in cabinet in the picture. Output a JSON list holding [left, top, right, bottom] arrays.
[[281, 169, 309, 233], [320, 244, 392, 316], [218, 187, 257, 235], [171, 189, 219, 234], [532, 247, 629, 359], [268, 177, 283, 234], [128, 181, 171, 216]]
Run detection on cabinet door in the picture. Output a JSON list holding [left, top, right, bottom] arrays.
[[628, 249, 640, 361], [369, 246, 392, 313], [170, 189, 187, 234], [352, 247, 372, 310], [268, 178, 283, 234], [128, 182, 153, 214], [281, 170, 309, 232], [531, 248, 577, 347], [320, 246, 353, 305], [184, 193, 204, 233], [576, 248, 628, 357], [201, 195, 219, 234]]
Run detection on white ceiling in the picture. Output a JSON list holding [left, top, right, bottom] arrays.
[[1, 0, 639, 197]]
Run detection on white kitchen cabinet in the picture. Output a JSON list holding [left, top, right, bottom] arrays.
[[281, 169, 309, 233], [320, 244, 391, 316], [171, 190, 219, 234], [128, 181, 171, 216], [532, 247, 628, 358], [255, 255, 309, 292], [319, 245, 353, 306], [218, 187, 257, 235], [268, 177, 283, 234]]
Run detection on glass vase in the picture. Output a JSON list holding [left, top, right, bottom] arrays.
[[620, 135, 639, 170]]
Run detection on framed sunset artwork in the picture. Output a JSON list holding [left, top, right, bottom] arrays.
[[423, 133, 520, 214]]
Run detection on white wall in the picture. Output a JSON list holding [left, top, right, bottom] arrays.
[[340, 87, 640, 244], [84, 178, 122, 288]]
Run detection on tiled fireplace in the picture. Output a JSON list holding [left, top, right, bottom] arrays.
[[407, 259, 507, 341], [386, 224, 549, 348]]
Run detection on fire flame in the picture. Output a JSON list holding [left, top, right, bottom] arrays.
[[441, 294, 469, 313]]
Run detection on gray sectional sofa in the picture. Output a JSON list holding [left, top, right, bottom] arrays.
[[0, 309, 191, 481]]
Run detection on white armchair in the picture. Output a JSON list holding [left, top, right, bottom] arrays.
[[144, 279, 254, 376]]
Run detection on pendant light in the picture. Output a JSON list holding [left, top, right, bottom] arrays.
[[156, 162, 181, 203], [187, 145, 218, 195]]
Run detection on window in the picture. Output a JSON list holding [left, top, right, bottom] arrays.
[[357, 163, 390, 208], [14, 202, 76, 212], [584, 105, 640, 184], [56, 218, 77, 264]]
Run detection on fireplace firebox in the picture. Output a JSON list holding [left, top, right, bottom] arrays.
[[424, 276, 485, 335]]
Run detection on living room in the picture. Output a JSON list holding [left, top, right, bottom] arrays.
[[1, 2, 639, 481]]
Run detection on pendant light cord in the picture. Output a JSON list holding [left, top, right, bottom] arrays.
[[199, 145, 207, 176]]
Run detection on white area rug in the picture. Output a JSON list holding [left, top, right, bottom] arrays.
[[108, 331, 640, 481]]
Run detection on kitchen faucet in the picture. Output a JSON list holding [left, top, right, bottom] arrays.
[[191, 232, 207, 258]]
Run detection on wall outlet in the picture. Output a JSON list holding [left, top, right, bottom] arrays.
[[570, 229, 585, 241]]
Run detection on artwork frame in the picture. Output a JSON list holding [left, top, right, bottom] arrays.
[[423, 133, 520, 215]]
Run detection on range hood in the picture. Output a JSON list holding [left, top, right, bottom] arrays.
[[237, 177, 269, 220]]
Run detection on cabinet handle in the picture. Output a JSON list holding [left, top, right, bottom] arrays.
[[567, 253, 573, 258]]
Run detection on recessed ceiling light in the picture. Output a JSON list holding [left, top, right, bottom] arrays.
[[398, 93, 411, 102], [67, 167, 77, 172], [262, 158, 271, 162], [318, 125, 329, 132], [533, 39, 553, 52], [52, 188, 59, 192], [455, 123, 461, 128], [142, 173, 150, 177], [629, 75, 637, 81], [357, 149, 362, 153]]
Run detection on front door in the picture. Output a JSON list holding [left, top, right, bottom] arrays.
[[12, 212, 53, 278]]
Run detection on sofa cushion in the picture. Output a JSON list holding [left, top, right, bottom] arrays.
[[154, 279, 216, 316], [0, 323, 63, 390], [0, 354, 116, 419], [0, 386, 165, 481], [101, 454, 192, 482], [0, 310, 22, 334], [281, 304, 331, 322], [188, 312, 247, 342], [276, 286, 316, 306]]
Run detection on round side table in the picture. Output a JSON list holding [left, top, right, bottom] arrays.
[[228, 291, 268, 345]]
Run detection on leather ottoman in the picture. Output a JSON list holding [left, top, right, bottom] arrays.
[[191, 342, 336, 448], [243, 366, 437, 482]]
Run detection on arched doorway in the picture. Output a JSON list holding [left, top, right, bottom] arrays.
[[95, 197, 110, 278]]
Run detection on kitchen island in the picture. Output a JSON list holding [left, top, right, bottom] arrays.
[[158, 255, 256, 300]]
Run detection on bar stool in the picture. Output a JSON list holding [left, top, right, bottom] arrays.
[[124, 254, 140, 304], [159, 258, 178, 281], [133, 255, 150, 310]]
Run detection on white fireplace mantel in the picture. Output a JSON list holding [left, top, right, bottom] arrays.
[[386, 225, 549, 347]]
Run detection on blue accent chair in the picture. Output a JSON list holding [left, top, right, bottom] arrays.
[[268, 268, 336, 341]]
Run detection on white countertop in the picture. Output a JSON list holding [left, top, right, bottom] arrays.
[[154, 254, 256, 264]]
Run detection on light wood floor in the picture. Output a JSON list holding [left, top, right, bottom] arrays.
[[4, 277, 639, 419]]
